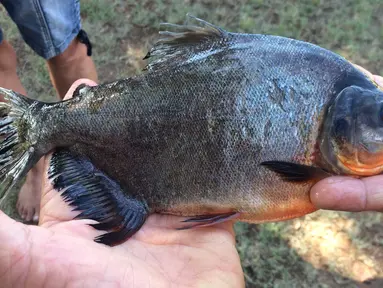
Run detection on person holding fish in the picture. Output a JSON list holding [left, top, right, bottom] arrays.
[[0, 0, 98, 223], [0, 15, 383, 287]]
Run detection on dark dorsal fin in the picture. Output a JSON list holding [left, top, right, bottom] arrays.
[[144, 14, 227, 71]]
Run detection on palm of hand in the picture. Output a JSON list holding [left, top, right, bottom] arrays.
[[0, 156, 244, 288]]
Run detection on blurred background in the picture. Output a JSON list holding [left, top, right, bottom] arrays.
[[0, 1, 382, 287]]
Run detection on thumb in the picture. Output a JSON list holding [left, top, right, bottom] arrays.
[[310, 175, 383, 212], [64, 78, 98, 100], [0, 209, 28, 249]]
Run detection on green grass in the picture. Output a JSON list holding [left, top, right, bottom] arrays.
[[1, 0, 383, 286]]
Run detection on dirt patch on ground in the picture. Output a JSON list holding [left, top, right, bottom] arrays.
[[97, 26, 157, 82]]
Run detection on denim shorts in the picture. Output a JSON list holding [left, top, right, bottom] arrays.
[[0, 0, 81, 59]]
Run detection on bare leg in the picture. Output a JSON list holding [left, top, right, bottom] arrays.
[[0, 40, 26, 99], [0, 40, 43, 222], [47, 38, 98, 99]]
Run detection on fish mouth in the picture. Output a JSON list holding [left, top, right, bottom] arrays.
[[336, 148, 383, 176], [336, 102, 383, 176]]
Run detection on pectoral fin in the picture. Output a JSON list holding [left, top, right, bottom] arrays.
[[260, 161, 331, 182], [48, 149, 148, 246]]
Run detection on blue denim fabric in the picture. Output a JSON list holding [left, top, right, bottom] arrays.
[[0, 0, 81, 59]]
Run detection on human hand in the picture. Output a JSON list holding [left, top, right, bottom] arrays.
[[311, 66, 383, 212], [0, 79, 244, 288]]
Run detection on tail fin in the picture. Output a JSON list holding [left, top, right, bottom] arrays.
[[0, 87, 43, 204]]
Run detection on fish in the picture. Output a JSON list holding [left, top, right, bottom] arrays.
[[0, 14, 382, 246]]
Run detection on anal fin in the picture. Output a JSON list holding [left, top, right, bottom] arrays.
[[177, 212, 240, 230], [48, 149, 148, 246]]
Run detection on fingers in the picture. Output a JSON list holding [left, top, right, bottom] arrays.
[[0, 210, 26, 287], [310, 176, 383, 212]]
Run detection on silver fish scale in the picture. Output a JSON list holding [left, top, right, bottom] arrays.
[[49, 31, 360, 220]]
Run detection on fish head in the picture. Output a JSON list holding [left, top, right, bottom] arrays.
[[321, 85, 383, 176]]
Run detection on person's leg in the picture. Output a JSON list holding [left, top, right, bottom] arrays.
[[0, 39, 43, 222], [47, 36, 98, 99], [2, 0, 98, 99], [0, 40, 26, 97], [1, 0, 98, 222]]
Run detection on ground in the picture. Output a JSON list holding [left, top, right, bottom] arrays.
[[0, 1, 383, 287]]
